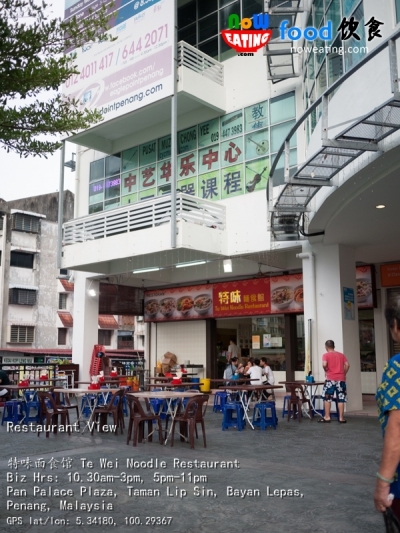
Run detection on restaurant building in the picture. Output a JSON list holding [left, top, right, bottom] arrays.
[[60, 0, 400, 411]]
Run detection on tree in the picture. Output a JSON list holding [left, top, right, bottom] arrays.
[[0, 0, 116, 157]]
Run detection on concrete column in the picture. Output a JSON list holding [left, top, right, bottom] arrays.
[[300, 242, 362, 412], [72, 272, 99, 381], [375, 282, 389, 385]]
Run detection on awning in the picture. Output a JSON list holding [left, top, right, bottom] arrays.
[[98, 315, 119, 329], [60, 279, 74, 292], [58, 312, 73, 327], [10, 209, 46, 219], [9, 284, 39, 291], [10, 246, 40, 253]]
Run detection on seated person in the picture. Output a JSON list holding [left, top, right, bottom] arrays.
[[0, 369, 11, 399], [223, 357, 239, 380], [246, 359, 263, 385], [244, 357, 255, 375], [260, 357, 275, 385]]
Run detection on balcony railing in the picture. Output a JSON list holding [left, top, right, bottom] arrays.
[[63, 193, 226, 246], [178, 41, 224, 86]]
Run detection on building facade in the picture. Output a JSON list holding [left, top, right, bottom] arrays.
[[61, 0, 400, 411]]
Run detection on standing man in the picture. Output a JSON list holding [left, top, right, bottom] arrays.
[[227, 339, 240, 362], [319, 340, 350, 424]]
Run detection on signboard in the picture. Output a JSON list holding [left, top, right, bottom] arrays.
[[2, 357, 34, 364], [343, 287, 355, 320], [356, 265, 375, 308], [270, 274, 303, 314], [63, 0, 174, 127], [252, 335, 260, 350], [213, 278, 271, 317], [144, 285, 213, 322], [381, 263, 400, 287]]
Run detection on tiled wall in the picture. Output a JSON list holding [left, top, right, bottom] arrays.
[[156, 321, 207, 375]]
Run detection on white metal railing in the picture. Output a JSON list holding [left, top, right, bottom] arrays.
[[62, 193, 226, 245], [178, 41, 224, 86]]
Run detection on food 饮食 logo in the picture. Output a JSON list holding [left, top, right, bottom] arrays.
[[221, 14, 272, 54]]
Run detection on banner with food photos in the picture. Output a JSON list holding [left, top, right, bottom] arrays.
[[270, 274, 304, 314], [144, 285, 213, 322], [356, 265, 374, 308]]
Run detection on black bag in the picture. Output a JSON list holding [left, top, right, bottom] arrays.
[[384, 507, 400, 533]]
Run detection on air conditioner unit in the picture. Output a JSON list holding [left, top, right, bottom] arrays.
[[137, 316, 144, 322], [57, 269, 70, 279]]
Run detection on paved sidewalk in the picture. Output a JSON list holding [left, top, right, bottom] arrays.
[[0, 405, 385, 533]]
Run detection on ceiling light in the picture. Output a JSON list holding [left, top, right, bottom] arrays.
[[223, 259, 233, 273], [176, 260, 206, 268], [88, 289, 97, 297], [376, 204, 386, 209], [132, 267, 160, 273]]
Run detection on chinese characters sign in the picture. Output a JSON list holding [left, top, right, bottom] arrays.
[[213, 278, 271, 317]]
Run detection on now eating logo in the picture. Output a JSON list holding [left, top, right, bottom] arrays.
[[221, 14, 272, 53]]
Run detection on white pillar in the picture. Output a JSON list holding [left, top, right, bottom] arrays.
[[72, 272, 99, 381], [300, 242, 362, 412]]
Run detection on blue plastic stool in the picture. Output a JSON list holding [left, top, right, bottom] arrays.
[[281, 395, 291, 418], [2, 400, 25, 425], [253, 401, 278, 430], [23, 391, 41, 423], [222, 402, 245, 431], [213, 391, 228, 413]]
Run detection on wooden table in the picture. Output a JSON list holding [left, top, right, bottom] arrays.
[[147, 382, 198, 390], [218, 384, 283, 429], [279, 381, 325, 418], [54, 388, 121, 434], [129, 391, 202, 445]]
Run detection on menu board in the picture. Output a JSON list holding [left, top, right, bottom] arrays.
[[144, 285, 212, 322]]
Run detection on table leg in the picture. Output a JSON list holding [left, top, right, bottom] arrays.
[[239, 391, 255, 430], [163, 398, 181, 445]]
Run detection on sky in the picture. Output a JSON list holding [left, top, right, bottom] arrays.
[[0, 2, 77, 202]]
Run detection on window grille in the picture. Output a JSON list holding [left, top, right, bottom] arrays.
[[98, 329, 112, 346], [10, 252, 34, 269], [10, 325, 35, 343], [9, 289, 37, 305], [12, 213, 40, 233], [58, 328, 67, 345], [59, 293, 68, 309]]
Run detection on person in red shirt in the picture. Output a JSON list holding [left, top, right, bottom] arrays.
[[319, 340, 350, 424]]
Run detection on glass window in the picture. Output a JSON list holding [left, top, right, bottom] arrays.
[[89, 203, 103, 214], [178, 0, 196, 27], [343, 0, 360, 18], [219, 35, 236, 61], [326, 0, 341, 43], [316, 60, 327, 96], [242, 0, 264, 18], [105, 154, 120, 177], [199, 36, 219, 59], [90, 159, 104, 182], [344, 2, 366, 70], [359, 309, 376, 372], [296, 315, 305, 371], [104, 198, 120, 210], [251, 316, 286, 371], [59, 293, 68, 310], [219, 1, 240, 32], [99, 330, 112, 345], [10, 251, 34, 269], [314, 0, 324, 29], [121, 147, 138, 172], [104, 176, 121, 200], [89, 180, 104, 205], [270, 92, 296, 125], [199, 0, 218, 18], [178, 24, 197, 46], [199, 13, 218, 42], [396, 0, 400, 24], [328, 46, 344, 85]]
